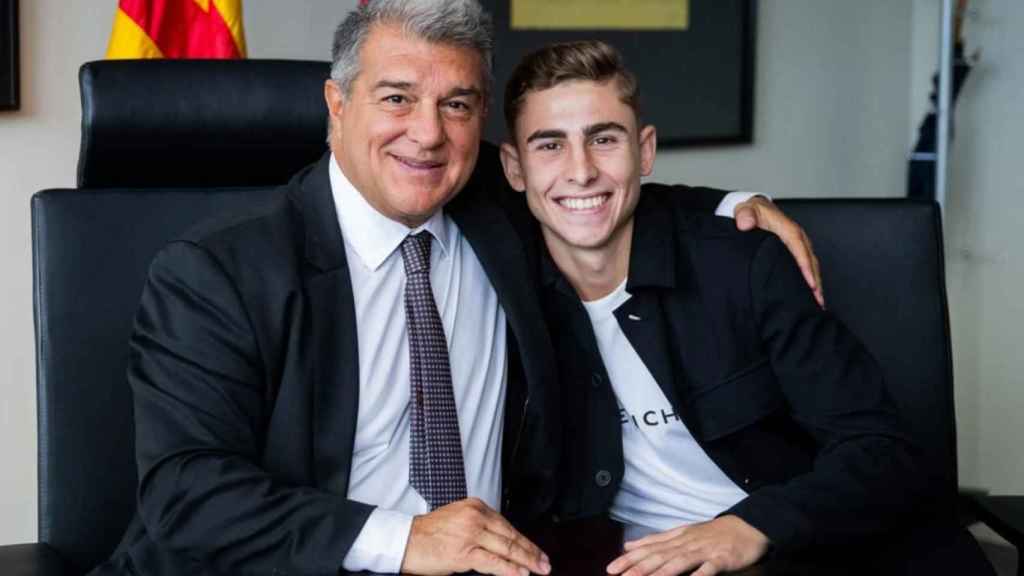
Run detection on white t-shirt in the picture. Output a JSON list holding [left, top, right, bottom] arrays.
[[582, 279, 747, 541]]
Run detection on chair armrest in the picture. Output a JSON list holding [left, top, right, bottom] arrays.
[[0, 543, 70, 576], [968, 494, 1024, 549]]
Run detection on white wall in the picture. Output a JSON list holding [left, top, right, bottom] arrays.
[[934, 0, 1024, 493], [1, 0, 1020, 546], [651, 0, 914, 199]]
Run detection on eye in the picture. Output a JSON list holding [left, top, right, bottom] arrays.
[[382, 94, 408, 105], [535, 141, 561, 152], [442, 99, 475, 118], [592, 134, 619, 146]]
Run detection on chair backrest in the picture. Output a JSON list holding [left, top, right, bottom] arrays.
[[77, 59, 331, 188], [776, 198, 958, 515], [32, 187, 283, 572]]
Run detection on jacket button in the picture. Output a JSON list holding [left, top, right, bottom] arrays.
[[744, 478, 751, 485], [595, 469, 612, 487], [591, 373, 604, 388]]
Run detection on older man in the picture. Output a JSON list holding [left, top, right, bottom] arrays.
[[92, 2, 816, 575]]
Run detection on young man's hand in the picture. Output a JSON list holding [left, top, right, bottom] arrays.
[[401, 497, 551, 576], [734, 196, 825, 308], [606, 515, 769, 576]]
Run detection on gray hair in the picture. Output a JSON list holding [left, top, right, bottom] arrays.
[[330, 0, 494, 98]]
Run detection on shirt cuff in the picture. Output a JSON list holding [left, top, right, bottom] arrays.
[[714, 191, 770, 219], [341, 508, 415, 574]]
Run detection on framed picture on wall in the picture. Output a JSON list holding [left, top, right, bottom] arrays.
[[481, 0, 756, 147], [1, 0, 19, 111]]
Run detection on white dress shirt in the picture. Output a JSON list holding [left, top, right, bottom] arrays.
[[329, 149, 759, 570], [330, 156, 507, 573], [582, 279, 747, 543]]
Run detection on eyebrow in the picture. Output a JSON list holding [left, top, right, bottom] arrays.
[[526, 129, 567, 144], [371, 80, 482, 100], [525, 121, 629, 144], [584, 122, 629, 137]]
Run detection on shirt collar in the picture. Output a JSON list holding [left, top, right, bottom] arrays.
[[329, 152, 449, 271]]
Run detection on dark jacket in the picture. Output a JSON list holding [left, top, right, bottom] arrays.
[[93, 153, 560, 576], [540, 183, 919, 553]]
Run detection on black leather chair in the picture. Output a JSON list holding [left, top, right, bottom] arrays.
[[28, 187, 285, 575], [778, 199, 996, 572], [0, 59, 332, 576], [76, 59, 330, 188]]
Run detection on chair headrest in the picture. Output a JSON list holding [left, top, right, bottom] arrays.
[[77, 59, 331, 188]]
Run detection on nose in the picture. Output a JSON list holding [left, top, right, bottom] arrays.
[[567, 146, 598, 187], [407, 103, 445, 148]]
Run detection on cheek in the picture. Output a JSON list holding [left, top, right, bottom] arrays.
[[525, 163, 559, 196]]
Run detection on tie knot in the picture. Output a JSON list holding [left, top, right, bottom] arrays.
[[401, 232, 433, 275]]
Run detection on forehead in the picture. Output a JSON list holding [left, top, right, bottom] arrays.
[[356, 23, 485, 89], [516, 80, 635, 134]]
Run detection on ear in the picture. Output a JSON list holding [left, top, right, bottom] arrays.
[[324, 79, 345, 133], [499, 141, 527, 192], [638, 124, 657, 177]]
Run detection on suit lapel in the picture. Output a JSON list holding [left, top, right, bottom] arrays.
[[625, 192, 717, 404], [614, 294, 682, 411], [293, 154, 361, 492], [448, 187, 547, 397]]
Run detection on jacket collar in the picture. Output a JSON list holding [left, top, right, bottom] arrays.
[[289, 153, 347, 273]]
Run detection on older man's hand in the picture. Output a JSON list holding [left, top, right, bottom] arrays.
[[734, 196, 824, 308], [606, 515, 769, 576], [400, 497, 551, 576]]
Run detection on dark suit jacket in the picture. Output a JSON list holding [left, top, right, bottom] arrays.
[[540, 183, 920, 554], [93, 153, 561, 576]]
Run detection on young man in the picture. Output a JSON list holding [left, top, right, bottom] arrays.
[[499, 41, 921, 576]]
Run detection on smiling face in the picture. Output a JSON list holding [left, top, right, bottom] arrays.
[[324, 23, 486, 227], [500, 79, 656, 266]]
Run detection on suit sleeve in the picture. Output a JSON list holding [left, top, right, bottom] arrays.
[[130, 241, 373, 575], [723, 236, 920, 551], [665, 184, 730, 214]]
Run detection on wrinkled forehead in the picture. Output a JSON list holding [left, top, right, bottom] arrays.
[[357, 23, 489, 93]]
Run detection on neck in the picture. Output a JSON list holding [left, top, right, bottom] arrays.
[[544, 220, 633, 302]]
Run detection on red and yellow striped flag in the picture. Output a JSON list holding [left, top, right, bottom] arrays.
[[106, 0, 247, 59]]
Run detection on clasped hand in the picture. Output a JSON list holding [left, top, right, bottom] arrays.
[[606, 515, 769, 576], [401, 497, 551, 576]]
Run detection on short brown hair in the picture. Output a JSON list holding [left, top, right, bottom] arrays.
[[503, 40, 639, 139]]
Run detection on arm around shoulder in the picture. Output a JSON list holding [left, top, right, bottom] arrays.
[[725, 236, 920, 551]]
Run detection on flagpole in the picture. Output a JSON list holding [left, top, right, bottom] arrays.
[[936, 0, 955, 221]]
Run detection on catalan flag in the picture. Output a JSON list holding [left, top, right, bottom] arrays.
[[106, 0, 247, 59]]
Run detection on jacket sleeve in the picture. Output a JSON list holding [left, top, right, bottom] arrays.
[[129, 241, 373, 575], [723, 236, 921, 552], [672, 185, 730, 214]]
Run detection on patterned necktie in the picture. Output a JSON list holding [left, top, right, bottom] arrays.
[[401, 232, 467, 509]]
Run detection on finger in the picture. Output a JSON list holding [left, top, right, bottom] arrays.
[[477, 529, 550, 575], [733, 204, 757, 231], [810, 250, 825, 308], [652, 555, 705, 576], [467, 546, 530, 576], [624, 526, 686, 550], [469, 501, 539, 547], [620, 548, 674, 576], [608, 542, 671, 575], [780, 228, 817, 293], [689, 561, 722, 576]]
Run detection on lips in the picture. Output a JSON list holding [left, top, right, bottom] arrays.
[[391, 153, 445, 171], [556, 193, 610, 211]]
